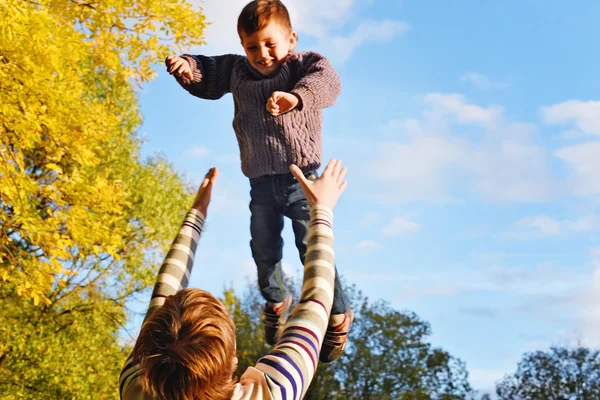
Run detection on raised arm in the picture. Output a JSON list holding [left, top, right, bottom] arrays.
[[290, 52, 342, 110], [119, 168, 218, 400], [252, 160, 347, 400], [166, 54, 243, 100]]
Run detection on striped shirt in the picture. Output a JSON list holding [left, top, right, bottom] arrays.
[[119, 206, 336, 400]]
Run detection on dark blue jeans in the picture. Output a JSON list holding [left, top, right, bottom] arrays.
[[249, 170, 348, 315]]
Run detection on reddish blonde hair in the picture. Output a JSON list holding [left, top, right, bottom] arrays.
[[132, 289, 237, 400], [237, 0, 293, 35]]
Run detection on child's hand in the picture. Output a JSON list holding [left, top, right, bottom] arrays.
[[267, 91, 300, 116], [165, 55, 193, 80], [290, 159, 347, 209], [191, 167, 218, 217]]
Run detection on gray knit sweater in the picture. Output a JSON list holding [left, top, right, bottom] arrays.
[[176, 51, 341, 179]]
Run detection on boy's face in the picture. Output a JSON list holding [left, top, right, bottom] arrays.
[[240, 21, 297, 77]]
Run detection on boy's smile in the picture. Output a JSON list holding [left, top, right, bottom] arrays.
[[239, 21, 297, 77]]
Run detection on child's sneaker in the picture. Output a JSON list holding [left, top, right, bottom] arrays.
[[263, 293, 292, 345], [319, 308, 354, 363]]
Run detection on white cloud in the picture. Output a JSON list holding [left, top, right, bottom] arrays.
[[190, 0, 407, 63], [328, 19, 410, 62], [514, 216, 561, 236], [505, 214, 600, 239], [208, 180, 250, 216], [424, 93, 503, 126], [469, 367, 508, 395], [214, 153, 240, 164], [242, 259, 256, 277], [286, 0, 358, 38], [359, 93, 556, 203], [461, 72, 509, 91], [339, 239, 383, 255], [354, 239, 384, 253], [573, 265, 600, 347], [192, 0, 249, 54], [383, 217, 420, 235], [565, 215, 600, 233], [487, 263, 588, 297], [184, 146, 210, 158], [358, 211, 380, 228], [540, 100, 600, 137], [281, 261, 296, 279], [555, 141, 600, 196]]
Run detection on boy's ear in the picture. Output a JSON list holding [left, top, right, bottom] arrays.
[[289, 31, 298, 49]]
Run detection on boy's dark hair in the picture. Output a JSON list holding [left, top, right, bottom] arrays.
[[237, 0, 292, 35], [132, 288, 237, 400]]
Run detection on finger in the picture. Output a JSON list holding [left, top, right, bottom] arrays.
[[210, 167, 219, 183], [270, 96, 278, 108], [167, 57, 181, 72], [272, 91, 282, 101], [266, 97, 275, 109], [322, 158, 337, 176], [339, 180, 348, 194], [289, 164, 309, 186], [337, 166, 347, 184], [165, 55, 176, 66], [185, 69, 193, 80], [200, 176, 210, 189], [201, 167, 217, 187], [332, 159, 342, 176], [174, 61, 188, 75], [171, 58, 185, 71]]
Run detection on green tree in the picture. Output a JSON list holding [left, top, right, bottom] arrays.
[[225, 281, 474, 400], [0, 0, 206, 397], [223, 282, 272, 377], [317, 291, 473, 400], [496, 346, 600, 400]]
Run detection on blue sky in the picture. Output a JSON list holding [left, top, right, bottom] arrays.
[[136, 0, 600, 394]]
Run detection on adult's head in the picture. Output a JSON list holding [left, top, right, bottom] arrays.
[[132, 288, 238, 400]]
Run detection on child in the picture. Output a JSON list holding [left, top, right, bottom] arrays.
[[165, 0, 352, 362], [119, 159, 349, 400]]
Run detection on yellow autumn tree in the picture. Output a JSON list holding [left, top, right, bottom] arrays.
[[0, 0, 206, 397]]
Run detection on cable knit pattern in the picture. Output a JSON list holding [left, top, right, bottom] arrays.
[[175, 52, 341, 179]]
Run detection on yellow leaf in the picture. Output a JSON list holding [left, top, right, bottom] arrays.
[[45, 163, 62, 174]]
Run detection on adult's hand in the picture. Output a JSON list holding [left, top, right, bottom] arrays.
[[192, 167, 218, 217], [289, 159, 347, 209]]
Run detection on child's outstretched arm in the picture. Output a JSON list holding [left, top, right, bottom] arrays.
[[265, 53, 341, 116], [250, 159, 348, 400], [290, 52, 342, 110], [119, 168, 218, 399], [166, 54, 243, 100]]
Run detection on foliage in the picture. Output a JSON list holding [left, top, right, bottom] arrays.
[[0, 0, 206, 397], [225, 281, 474, 400], [496, 346, 600, 400]]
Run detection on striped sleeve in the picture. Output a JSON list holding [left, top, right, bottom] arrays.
[[255, 205, 335, 400], [119, 209, 205, 400]]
